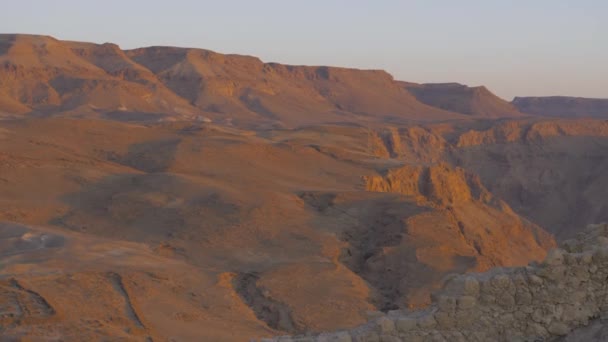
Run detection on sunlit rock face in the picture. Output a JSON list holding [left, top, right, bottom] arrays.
[[263, 223, 608, 342]]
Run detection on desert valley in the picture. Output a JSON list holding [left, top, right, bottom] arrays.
[[1, 34, 608, 341]]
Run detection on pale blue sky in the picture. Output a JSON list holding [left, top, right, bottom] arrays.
[[1, 0, 606, 100]]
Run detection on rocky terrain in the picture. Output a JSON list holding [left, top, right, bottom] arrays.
[[0, 34, 469, 127], [452, 119, 608, 239], [513, 96, 608, 118], [402, 82, 525, 118], [3, 33, 550, 129], [263, 223, 608, 342], [2, 116, 608, 340], [1, 34, 608, 341]]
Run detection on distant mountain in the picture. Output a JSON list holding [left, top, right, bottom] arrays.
[[0, 34, 201, 120], [1, 34, 473, 127], [1, 34, 535, 127], [402, 82, 526, 118], [513, 96, 608, 118], [125, 46, 467, 127]]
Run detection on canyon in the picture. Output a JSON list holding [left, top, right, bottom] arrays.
[[1, 34, 607, 341], [263, 223, 608, 342]]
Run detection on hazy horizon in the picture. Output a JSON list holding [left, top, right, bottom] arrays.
[[1, 0, 606, 100]]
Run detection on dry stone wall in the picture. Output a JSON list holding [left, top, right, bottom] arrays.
[[259, 223, 608, 342]]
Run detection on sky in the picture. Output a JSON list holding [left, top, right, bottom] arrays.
[[1, 0, 606, 100]]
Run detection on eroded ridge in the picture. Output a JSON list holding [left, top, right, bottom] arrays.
[[107, 272, 145, 329], [0, 279, 55, 323], [261, 223, 608, 342], [234, 273, 303, 334]]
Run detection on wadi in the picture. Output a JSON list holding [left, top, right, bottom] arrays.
[[1, 34, 608, 341]]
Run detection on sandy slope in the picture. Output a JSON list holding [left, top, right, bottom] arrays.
[[0, 117, 571, 340], [1, 33, 607, 341]]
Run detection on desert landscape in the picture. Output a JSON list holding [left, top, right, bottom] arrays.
[[1, 32, 608, 341]]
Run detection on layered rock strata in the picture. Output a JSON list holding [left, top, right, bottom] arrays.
[[261, 223, 608, 342]]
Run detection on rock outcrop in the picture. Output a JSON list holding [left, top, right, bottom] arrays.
[[365, 163, 491, 207], [261, 223, 608, 342], [456, 119, 608, 147], [354, 164, 555, 308], [452, 119, 608, 239], [403, 82, 525, 118]]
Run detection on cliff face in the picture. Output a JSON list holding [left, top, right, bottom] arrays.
[[365, 126, 449, 163], [402, 82, 525, 118], [0, 34, 471, 126], [365, 164, 487, 206], [2, 115, 607, 340], [513, 96, 608, 118], [353, 163, 554, 308], [263, 223, 608, 342], [0, 34, 200, 119], [127, 47, 463, 127], [456, 119, 608, 147], [452, 119, 608, 239]]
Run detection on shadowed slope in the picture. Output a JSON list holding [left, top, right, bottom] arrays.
[[513, 96, 608, 118], [452, 119, 608, 239], [0, 34, 203, 120], [126, 46, 465, 127], [402, 82, 525, 118], [0, 118, 556, 340]]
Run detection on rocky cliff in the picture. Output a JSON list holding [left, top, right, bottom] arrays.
[[355, 163, 554, 309], [262, 223, 608, 342], [403, 82, 525, 118], [513, 96, 608, 119], [452, 119, 608, 239], [0, 34, 470, 127], [456, 119, 608, 147]]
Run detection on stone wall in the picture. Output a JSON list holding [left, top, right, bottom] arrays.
[[259, 223, 608, 342]]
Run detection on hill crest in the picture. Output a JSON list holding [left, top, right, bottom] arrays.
[[0, 34, 524, 127]]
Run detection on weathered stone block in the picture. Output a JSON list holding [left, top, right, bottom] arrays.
[[562, 239, 581, 253], [379, 335, 400, 342], [480, 294, 496, 304], [432, 333, 447, 342], [526, 322, 548, 336], [352, 331, 379, 342], [547, 321, 570, 336], [589, 264, 598, 273], [445, 331, 466, 342], [395, 317, 416, 332], [497, 292, 516, 309], [293, 338, 315, 342], [416, 315, 437, 329], [434, 311, 455, 329], [544, 249, 566, 266], [437, 295, 456, 311], [366, 311, 384, 321], [457, 295, 476, 310], [491, 274, 512, 289], [597, 236, 608, 246], [592, 248, 608, 263], [528, 274, 543, 285], [463, 276, 480, 297], [513, 273, 527, 287], [316, 331, 352, 342], [515, 290, 532, 305], [376, 317, 395, 335]]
